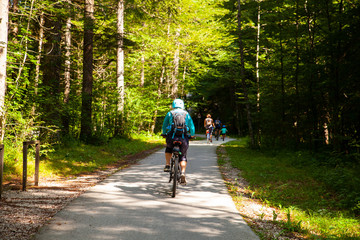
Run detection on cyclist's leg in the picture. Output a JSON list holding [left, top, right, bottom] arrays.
[[180, 158, 187, 184], [164, 135, 173, 171], [179, 136, 189, 173], [179, 137, 189, 184], [206, 129, 210, 143]]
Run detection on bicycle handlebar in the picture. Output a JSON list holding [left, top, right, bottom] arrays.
[[161, 134, 195, 139]]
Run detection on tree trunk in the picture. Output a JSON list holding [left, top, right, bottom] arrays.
[[280, 31, 285, 121], [256, 0, 261, 146], [151, 57, 166, 133], [294, 0, 300, 146], [235, 102, 242, 136], [256, 1, 261, 111], [35, 12, 44, 98], [171, 29, 180, 98], [116, 0, 125, 135], [181, 65, 186, 96], [0, 0, 9, 142], [15, 0, 35, 86], [41, 7, 62, 129], [32, 12, 44, 117], [80, 0, 95, 142], [326, 0, 343, 151], [63, 1, 72, 135], [237, 0, 255, 147], [305, 0, 319, 151]]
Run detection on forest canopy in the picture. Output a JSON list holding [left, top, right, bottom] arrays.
[[0, 0, 359, 156]]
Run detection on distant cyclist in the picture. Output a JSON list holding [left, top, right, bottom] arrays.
[[204, 114, 214, 143], [221, 125, 228, 141], [161, 99, 195, 184], [214, 118, 222, 140]]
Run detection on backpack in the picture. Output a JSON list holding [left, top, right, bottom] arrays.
[[171, 110, 187, 137], [215, 120, 221, 127]]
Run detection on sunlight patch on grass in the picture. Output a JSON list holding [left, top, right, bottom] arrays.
[[38, 133, 163, 177]]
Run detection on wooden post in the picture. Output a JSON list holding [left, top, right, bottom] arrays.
[[34, 141, 40, 186], [22, 141, 41, 190], [22, 142, 28, 191], [0, 144, 4, 198]]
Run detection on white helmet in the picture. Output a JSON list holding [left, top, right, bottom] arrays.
[[172, 99, 185, 109]]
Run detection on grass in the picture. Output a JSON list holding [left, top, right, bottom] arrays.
[[4, 133, 164, 180], [222, 139, 360, 239]]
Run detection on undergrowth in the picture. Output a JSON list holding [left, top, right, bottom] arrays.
[[223, 139, 360, 239], [3, 133, 164, 179]]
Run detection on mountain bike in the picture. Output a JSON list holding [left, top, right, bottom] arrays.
[[169, 140, 182, 198], [162, 134, 194, 197], [215, 128, 220, 141]]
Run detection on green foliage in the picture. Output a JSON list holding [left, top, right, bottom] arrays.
[[3, 109, 58, 177], [223, 139, 360, 239], [33, 133, 163, 178]]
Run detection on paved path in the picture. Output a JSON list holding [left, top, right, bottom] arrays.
[[35, 136, 259, 240]]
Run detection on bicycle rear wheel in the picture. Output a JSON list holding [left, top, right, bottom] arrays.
[[169, 158, 174, 183], [172, 155, 179, 198]]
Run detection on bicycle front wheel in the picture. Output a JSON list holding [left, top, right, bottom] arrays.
[[172, 155, 179, 198]]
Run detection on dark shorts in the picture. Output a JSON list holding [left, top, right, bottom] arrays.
[[206, 126, 214, 134], [165, 134, 189, 162]]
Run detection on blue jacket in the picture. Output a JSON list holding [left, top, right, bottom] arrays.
[[162, 108, 195, 136]]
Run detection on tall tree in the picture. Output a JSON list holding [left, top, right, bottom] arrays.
[[63, 0, 72, 135], [237, 0, 255, 147], [80, 0, 95, 141], [41, 4, 62, 129], [171, 28, 181, 98], [0, 0, 9, 142], [255, 0, 261, 145], [32, 11, 44, 117], [116, 0, 125, 134]]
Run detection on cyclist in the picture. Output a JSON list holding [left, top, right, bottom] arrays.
[[204, 114, 214, 143], [221, 125, 228, 141], [214, 118, 222, 140], [162, 99, 195, 184]]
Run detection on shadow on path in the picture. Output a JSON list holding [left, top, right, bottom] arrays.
[[35, 137, 259, 240]]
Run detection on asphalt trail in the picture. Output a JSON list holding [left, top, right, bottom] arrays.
[[35, 136, 259, 240]]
